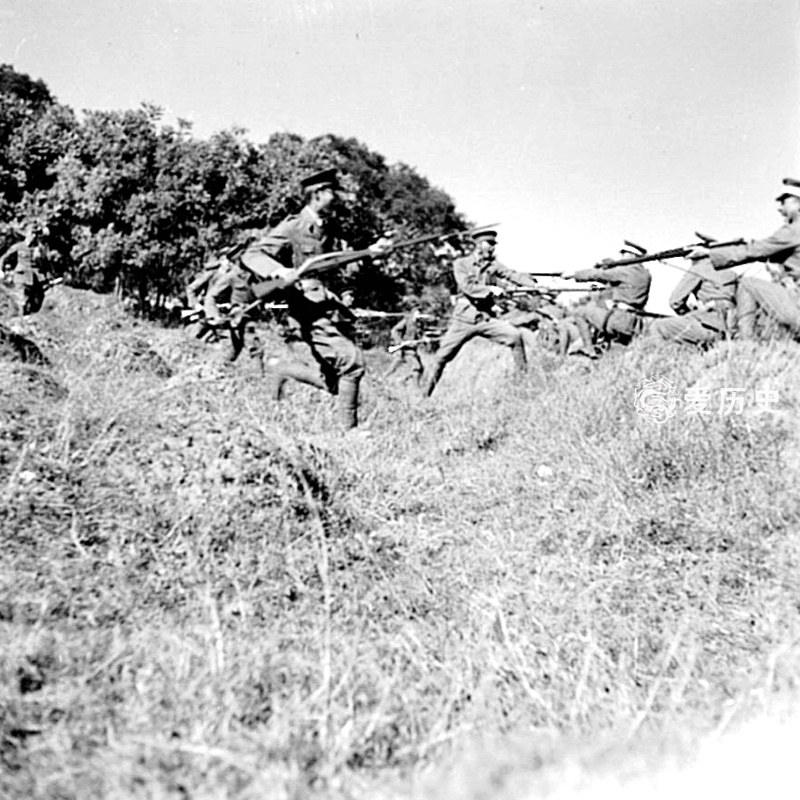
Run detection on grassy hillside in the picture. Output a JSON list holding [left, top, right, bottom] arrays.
[[2, 286, 799, 799]]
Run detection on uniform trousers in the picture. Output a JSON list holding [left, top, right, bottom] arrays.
[[650, 309, 726, 346], [266, 335, 365, 429], [422, 316, 526, 397], [736, 277, 800, 339]]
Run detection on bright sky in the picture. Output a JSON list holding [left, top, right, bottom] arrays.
[[1, 0, 799, 310]]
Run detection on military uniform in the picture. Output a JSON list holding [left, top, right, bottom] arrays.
[[649, 259, 738, 345], [387, 311, 425, 382], [569, 263, 652, 350], [0, 239, 46, 315], [245, 169, 366, 428], [421, 233, 537, 396], [260, 277, 365, 429], [705, 204, 800, 339]]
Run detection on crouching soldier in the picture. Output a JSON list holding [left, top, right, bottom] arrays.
[[649, 259, 738, 345], [562, 247, 652, 355]]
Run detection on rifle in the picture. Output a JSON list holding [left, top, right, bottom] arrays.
[[504, 284, 606, 295], [352, 309, 406, 319], [180, 301, 286, 326], [387, 336, 440, 354], [297, 223, 500, 277], [594, 237, 745, 268]]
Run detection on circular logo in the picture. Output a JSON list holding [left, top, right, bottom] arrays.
[[634, 375, 679, 424]]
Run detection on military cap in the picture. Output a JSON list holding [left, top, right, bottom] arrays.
[[300, 168, 340, 194], [777, 178, 800, 201], [471, 228, 498, 242]]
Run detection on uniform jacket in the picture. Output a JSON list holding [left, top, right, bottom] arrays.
[[452, 253, 538, 323], [0, 242, 44, 286], [255, 206, 333, 269], [571, 264, 651, 309], [709, 219, 800, 281]]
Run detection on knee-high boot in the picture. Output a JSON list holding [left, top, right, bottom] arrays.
[[337, 375, 360, 429]]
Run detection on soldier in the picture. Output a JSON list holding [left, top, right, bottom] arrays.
[[387, 306, 427, 383], [420, 228, 538, 397], [186, 249, 236, 309], [0, 228, 48, 315], [240, 168, 374, 429], [185, 249, 238, 340], [648, 259, 738, 345], [213, 168, 342, 365], [561, 247, 652, 355], [686, 181, 800, 339]]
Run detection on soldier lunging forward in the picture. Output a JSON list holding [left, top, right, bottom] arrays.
[[421, 228, 538, 396]]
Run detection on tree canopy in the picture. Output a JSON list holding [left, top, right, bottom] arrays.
[[0, 64, 469, 315]]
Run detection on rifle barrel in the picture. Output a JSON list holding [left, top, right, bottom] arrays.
[[592, 238, 744, 268]]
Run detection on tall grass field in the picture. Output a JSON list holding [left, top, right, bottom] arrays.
[[2, 286, 799, 798]]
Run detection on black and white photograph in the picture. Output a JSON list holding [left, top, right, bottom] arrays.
[[1, 1, 799, 797]]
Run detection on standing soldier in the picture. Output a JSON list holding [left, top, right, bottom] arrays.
[[0, 228, 48, 315], [686, 180, 800, 339], [421, 228, 538, 397], [648, 259, 738, 345], [561, 247, 652, 355]]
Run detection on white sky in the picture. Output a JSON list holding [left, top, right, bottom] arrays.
[[1, 0, 799, 309]]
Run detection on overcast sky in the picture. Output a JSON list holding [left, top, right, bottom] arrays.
[[1, 0, 798, 307]]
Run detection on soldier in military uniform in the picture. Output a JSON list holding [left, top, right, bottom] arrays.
[[387, 306, 427, 383], [212, 168, 342, 365], [685, 181, 800, 340], [421, 229, 538, 397], [0, 229, 47, 315], [561, 248, 652, 355], [233, 169, 369, 429], [648, 259, 738, 345]]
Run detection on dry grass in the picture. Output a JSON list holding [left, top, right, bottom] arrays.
[[1, 288, 799, 798]]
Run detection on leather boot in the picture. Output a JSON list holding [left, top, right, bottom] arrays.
[[338, 375, 360, 429]]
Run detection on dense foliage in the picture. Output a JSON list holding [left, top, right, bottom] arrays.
[[0, 65, 467, 314]]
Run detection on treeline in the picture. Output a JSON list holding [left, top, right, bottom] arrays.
[[0, 64, 467, 315]]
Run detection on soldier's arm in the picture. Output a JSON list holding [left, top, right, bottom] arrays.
[[186, 270, 213, 307], [569, 268, 615, 284], [389, 317, 406, 344], [708, 225, 800, 269], [667, 265, 702, 315], [0, 243, 20, 271], [251, 268, 301, 301], [492, 263, 539, 289]]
